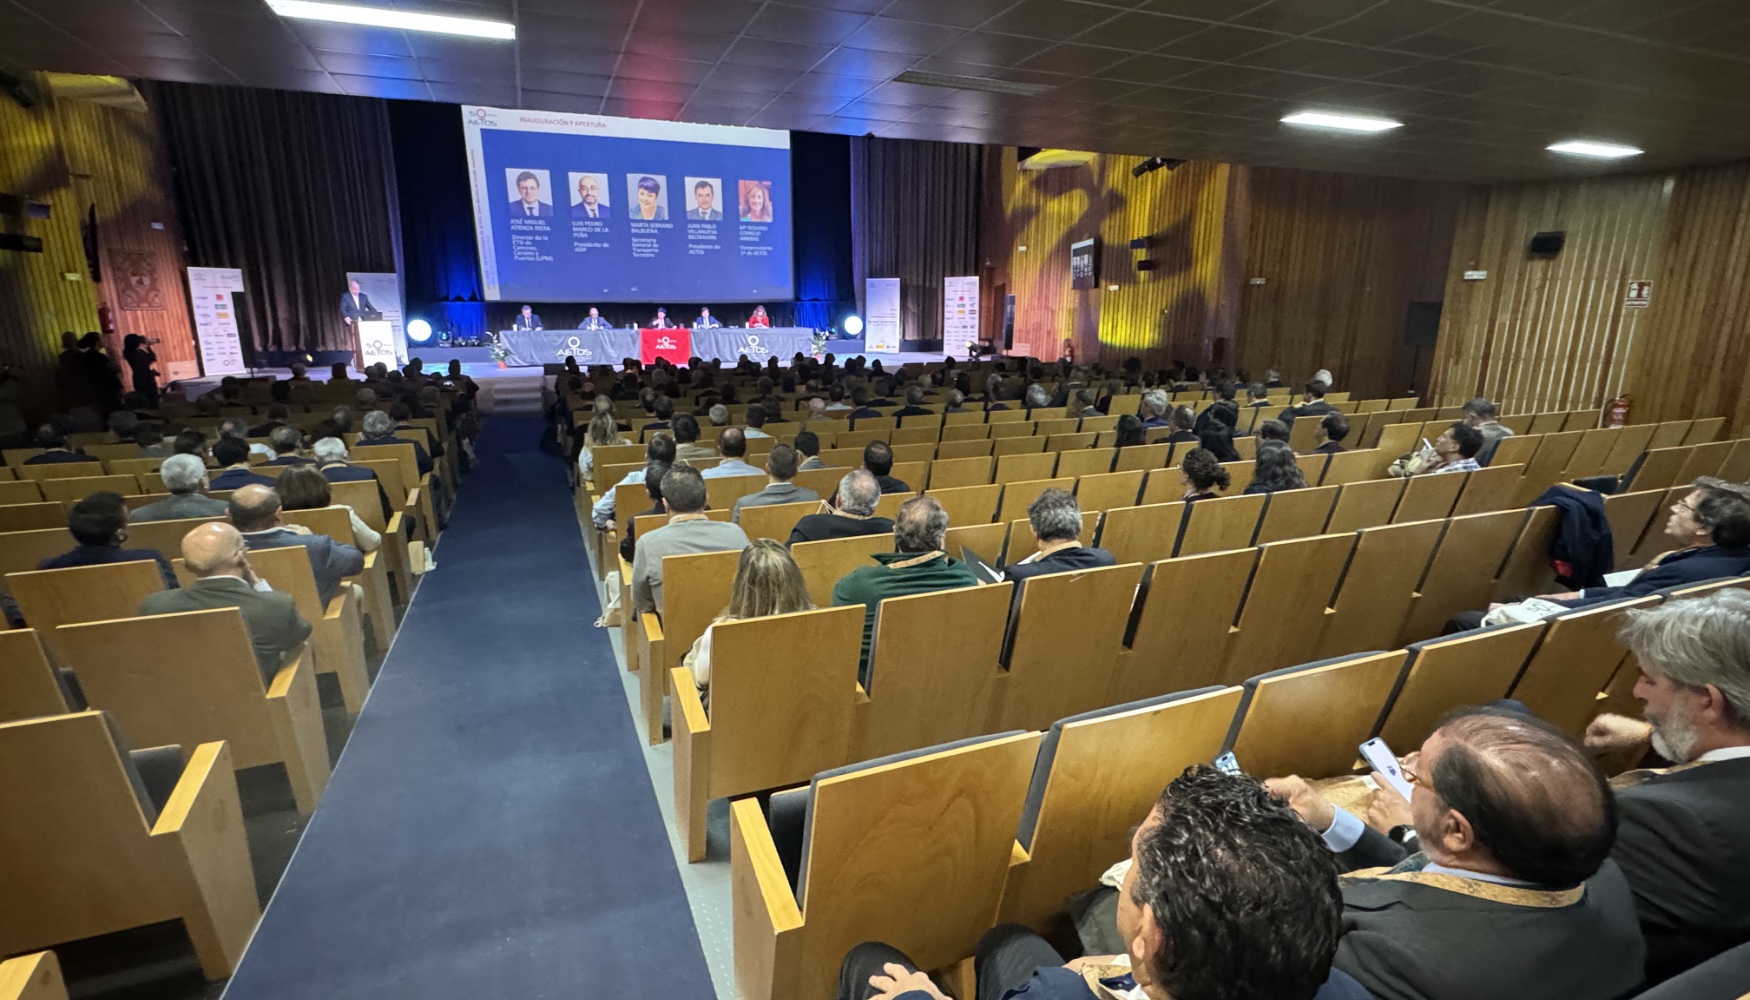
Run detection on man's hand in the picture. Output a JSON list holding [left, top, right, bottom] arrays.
[[1365, 772, 1413, 833], [1263, 776, 1335, 833], [867, 963, 948, 1000], [1065, 955, 1120, 973], [1585, 713, 1652, 754]]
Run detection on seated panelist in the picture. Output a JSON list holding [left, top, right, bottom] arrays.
[[579, 307, 611, 331], [747, 304, 771, 328], [648, 308, 676, 329], [693, 307, 722, 329]]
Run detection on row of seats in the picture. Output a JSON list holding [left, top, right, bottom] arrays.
[[717, 575, 1749, 1000]]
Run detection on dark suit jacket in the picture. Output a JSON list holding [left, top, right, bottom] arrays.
[[262, 455, 314, 466], [138, 577, 311, 683], [210, 467, 279, 490], [571, 202, 610, 219], [23, 449, 89, 464], [37, 544, 178, 590], [340, 292, 376, 323], [241, 526, 364, 605], [892, 405, 933, 419], [1315, 441, 1347, 454], [1002, 546, 1116, 585], [1612, 757, 1750, 983], [692, 317, 722, 327], [1279, 400, 1335, 425], [510, 200, 553, 218], [513, 314, 543, 330], [361, 432, 432, 476], [1558, 545, 1750, 608], [1337, 861, 1646, 1000], [579, 316, 612, 329]]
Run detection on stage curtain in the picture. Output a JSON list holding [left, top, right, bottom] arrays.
[[389, 100, 483, 308], [150, 81, 399, 353], [851, 137, 983, 346], [792, 132, 854, 331]]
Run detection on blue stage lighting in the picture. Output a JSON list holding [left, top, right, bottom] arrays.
[[843, 314, 864, 337], [407, 318, 433, 343]]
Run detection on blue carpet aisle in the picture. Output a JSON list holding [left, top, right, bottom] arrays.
[[223, 418, 715, 999]]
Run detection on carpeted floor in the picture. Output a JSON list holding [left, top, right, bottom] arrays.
[[220, 418, 715, 1000]]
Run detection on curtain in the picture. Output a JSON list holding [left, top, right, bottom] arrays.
[[851, 137, 983, 346], [791, 132, 854, 331], [151, 81, 399, 352], [388, 99, 481, 307]]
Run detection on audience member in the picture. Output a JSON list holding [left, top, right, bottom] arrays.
[[683, 539, 813, 714], [1278, 380, 1333, 426], [1254, 419, 1289, 443], [671, 413, 715, 464], [1247, 382, 1272, 407], [577, 408, 633, 482], [1112, 414, 1144, 449], [1179, 448, 1231, 502], [743, 405, 773, 439], [839, 767, 1364, 1000], [1072, 389, 1100, 418], [630, 465, 751, 618], [208, 437, 277, 490], [134, 425, 168, 457], [1244, 441, 1308, 494], [700, 427, 760, 479], [730, 444, 819, 522], [22, 424, 87, 463], [1137, 390, 1171, 429], [1265, 707, 1644, 1000], [138, 522, 311, 682], [618, 461, 672, 562], [789, 470, 892, 545], [37, 492, 177, 587], [133, 454, 229, 521], [1463, 397, 1513, 463], [1392, 423, 1483, 477], [892, 385, 933, 419], [1584, 591, 1750, 983], [591, 434, 676, 528], [831, 496, 976, 673], [263, 426, 311, 466], [1003, 490, 1115, 587], [173, 428, 208, 456], [250, 403, 292, 438], [863, 440, 910, 494], [1313, 412, 1349, 454], [1163, 406, 1198, 444], [229, 484, 364, 605], [1195, 400, 1241, 461], [361, 410, 432, 476], [795, 430, 827, 471], [277, 466, 380, 552]]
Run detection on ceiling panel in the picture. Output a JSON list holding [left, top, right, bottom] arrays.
[[2, 0, 1746, 182]]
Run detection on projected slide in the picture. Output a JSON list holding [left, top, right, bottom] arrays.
[[461, 107, 793, 304]]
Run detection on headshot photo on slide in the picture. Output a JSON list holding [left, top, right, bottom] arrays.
[[569, 172, 611, 219], [684, 177, 723, 220], [506, 168, 553, 218], [628, 174, 669, 221], [738, 179, 773, 222]]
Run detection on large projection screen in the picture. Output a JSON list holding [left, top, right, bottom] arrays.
[[461, 106, 793, 303]]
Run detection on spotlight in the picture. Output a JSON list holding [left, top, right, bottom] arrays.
[[407, 318, 433, 343], [1130, 156, 1186, 178], [843, 314, 865, 337]]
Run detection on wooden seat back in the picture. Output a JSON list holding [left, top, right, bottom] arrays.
[[933, 439, 993, 460], [1511, 430, 1585, 505], [1398, 509, 1530, 644], [925, 483, 1000, 527], [0, 631, 69, 723], [705, 474, 767, 514], [1622, 446, 1689, 493], [329, 479, 389, 532], [1117, 550, 1253, 701], [1321, 449, 1386, 486], [1394, 471, 1466, 523], [1255, 485, 1338, 543], [39, 476, 141, 505], [1491, 505, 1562, 601], [1645, 420, 1692, 450], [1176, 493, 1265, 556], [791, 533, 893, 608], [124, 516, 221, 560], [1627, 487, 1692, 568], [1318, 520, 1446, 659], [997, 562, 1145, 731], [1053, 448, 1114, 480], [1675, 440, 1732, 483], [854, 584, 1012, 760], [1719, 439, 1750, 483], [1598, 424, 1656, 477], [1450, 462, 1523, 515], [1075, 470, 1144, 514], [1684, 417, 1725, 443], [0, 481, 42, 505], [17, 462, 107, 482], [1511, 597, 1660, 738], [1096, 503, 1185, 567], [1226, 650, 1408, 779], [1373, 423, 1421, 459], [939, 423, 989, 441], [651, 548, 743, 673], [997, 478, 1074, 523], [8, 561, 167, 649], [353, 442, 421, 494], [353, 459, 409, 506], [1488, 434, 1540, 469], [1112, 443, 1169, 473], [738, 501, 821, 542], [944, 523, 1008, 565], [1325, 478, 1404, 533], [1220, 533, 1355, 684], [0, 503, 67, 533], [1375, 623, 1547, 749], [0, 951, 67, 1000], [926, 455, 994, 490], [1561, 428, 1620, 480], [1604, 490, 1668, 569], [998, 686, 1244, 931]]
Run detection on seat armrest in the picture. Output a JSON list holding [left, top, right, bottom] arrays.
[[151, 741, 236, 837], [672, 667, 710, 737], [731, 797, 804, 1000], [265, 643, 312, 699], [148, 741, 260, 978]]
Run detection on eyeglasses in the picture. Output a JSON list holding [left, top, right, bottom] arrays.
[[1673, 501, 1701, 517], [1397, 758, 1434, 792]]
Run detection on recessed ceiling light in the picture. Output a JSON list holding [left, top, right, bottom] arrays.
[[266, 0, 515, 39], [1547, 140, 1642, 159], [1281, 111, 1402, 133]]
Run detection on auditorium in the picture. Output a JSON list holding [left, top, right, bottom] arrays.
[[5, 2, 1750, 999]]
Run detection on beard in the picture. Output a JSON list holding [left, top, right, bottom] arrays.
[[1649, 702, 1701, 763]]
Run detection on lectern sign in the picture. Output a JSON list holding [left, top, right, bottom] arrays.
[[1624, 280, 1653, 308]]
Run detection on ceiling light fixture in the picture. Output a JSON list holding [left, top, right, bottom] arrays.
[[1547, 140, 1642, 159], [265, 0, 516, 39], [1281, 111, 1402, 133], [893, 70, 1054, 98]]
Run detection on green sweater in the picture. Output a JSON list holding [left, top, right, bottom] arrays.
[[831, 550, 982, 674]]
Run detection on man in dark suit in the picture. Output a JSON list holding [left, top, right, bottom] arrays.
[[139, 522, 311, 683], [261, 426, 312, 466], [509, 170, 552, 217], [1002, 489, 1115, 591], [313, 437, 394, 525], [580, 307, 611, 331], [1278, 379, 1335, 426], [22, 424, 88, 463], [891, 385, 933, 419], [846, 387, 881, 424], [230, 484, 364, 606], [648, 308, 676, 329], [360, 410, 431, 476], [37, 491, 178, 589], [1585, 590, 1750, 984], [208, 437, 277, 491], [339, 279, 377, 330], [692, 306, 721, 328], [512, 305, 543, 331], [1266, 708, 1646, 1000], [685, 179, 722, 220], [1313, 411, 1349, 454], [570, 174, 609, 219]]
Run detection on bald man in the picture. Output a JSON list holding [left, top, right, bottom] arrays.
[[229, 484, 363, 605], [138, 522, 311, 682]]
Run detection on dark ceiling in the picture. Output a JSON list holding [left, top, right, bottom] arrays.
[[7, 0, 1750, 182]]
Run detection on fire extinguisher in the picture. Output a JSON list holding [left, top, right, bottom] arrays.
[[97, 305, 116, 336], [1606, 394, 1630, 428]]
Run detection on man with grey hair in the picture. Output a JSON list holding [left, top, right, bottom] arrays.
[[1139, 389, 1172, 429], [893, 384, 932, 419], [1585, 589, 1750, 984], [220, 414, 274, 459], [132, 454, 229, 522], [356, 387, 378, 407], [314, 436, 393, 523], [1023, 383, 1051, 411], [1462, 397, 1513, 464], [1002, 488, 1115, 588], [262, 425, 311, 466], [983, 374, 1010, 412], [707, 404, 730, 427], [788, 469, 892, 544], [831, 495, 978, 673], [361, 408, 432, 476], [331, 405, 356, 434], [630, 465, 750, 618]]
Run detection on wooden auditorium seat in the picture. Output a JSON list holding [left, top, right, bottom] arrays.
[[282, 504, 397, 650], [996, 562, 1144, 731], [737, 500, 823, 543], [1255, 485, 1338, 543], [671, 605, 863, 861], [0, 711, 257, 979], [996, 477, 1073, 522], [1222, 650, 1408, 779], [1373, 622, 1548, 750], [0, 481, 43, 506], [6, 561, 168, 655], [925, 455, 994, 489], [0, 952, 66, 1000], [247, 544, 371, 715], [1219, 533, 1354, 684], [16, 462, 107, 482], [731, 731, 1041, 1000], [1115, 549, 1253, 701], [0, 503, 68, 533], [1508, 596, 1660, 738], [1397, 509, 1533, 644], [37, 475, 140, 506], [354, 441, 438, 543], [1325, 477, 1405, 533], [329, 476, 415, 603], [997, 686, 1243, 933], [0, 630, 72, 723], [637, 547, 743, 744], [1393, 470, 1466, 523], [54, 609, 329, 813], [1604, 490, 1669, 569], [924, 483, 1000, 527], [1176, 493, 1265, 556], [1317, 520, 1446, 658], [1450, 462, 1524, 515]]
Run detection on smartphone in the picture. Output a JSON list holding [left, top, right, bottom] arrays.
[[1213, 752, 1242, 777], [1359, 738, 1415, 800]]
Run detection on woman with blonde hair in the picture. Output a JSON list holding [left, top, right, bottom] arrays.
[[576, 399, 632, 482], [684, 538, 813, 712]]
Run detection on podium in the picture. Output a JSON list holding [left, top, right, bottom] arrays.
[[357, 320, 397, 370]]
